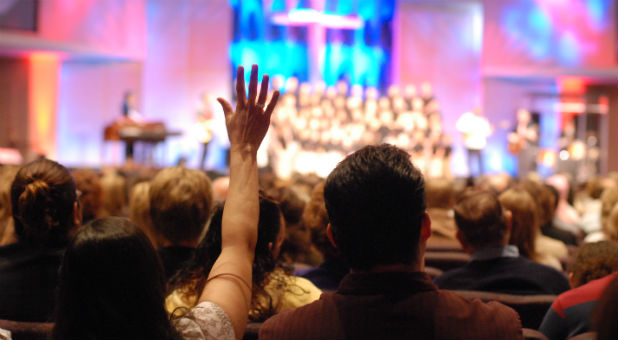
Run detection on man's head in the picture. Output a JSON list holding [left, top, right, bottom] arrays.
[[149, 167, 213, 246], [454, 188, 510, 251], [324, 144, 428, 271]]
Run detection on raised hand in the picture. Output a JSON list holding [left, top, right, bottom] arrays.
[[217, 64, 280, 153]]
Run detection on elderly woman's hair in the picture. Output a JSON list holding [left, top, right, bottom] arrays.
[[11, 159, 77, 247]]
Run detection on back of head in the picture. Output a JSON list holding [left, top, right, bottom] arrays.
[[72, 169, 103, 224], [425, 177, 454, 209], [520, 179, 555, 227], [606, 203, 618, 241], [149, 166, 213, 245], [569, 241, 618, 288], [100, 170, 127, 217], [498, 188, 538, 259], [129, 181, 156, 246], [324, 144, 426, 270], [454, 188, 508, 249], [170, 195, 283, 321], [54, 217, 173, 339], [304, 182, 338, 259], [0, 165, 19, 221], [11, 159, 77, 247], [601, 186, 618, 235]]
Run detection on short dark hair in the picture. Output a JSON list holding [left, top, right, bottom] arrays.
[[324, 144, 426, 270], [454, 188, 508, 249], [11, 159, 77, 247], [149, 167, 213, 244], [53, 217, 176, 339]]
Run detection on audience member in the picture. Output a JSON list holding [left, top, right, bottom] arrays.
[[0, 159, 80, 321], [167, 196, 321, 322], [547, 174, 582, 237], [100, 169, 127, 217], [567, 241, 617, 289], [72, 169, 103, 224], [499, 187, 563, 270], [149, 166, 213, 278], [425, 177, 459, 249], [299, 182, 350, 290], [434, 188, 569, 295], [129, 181, 157, 247], [521, 179, 577, 246], [592, 274, 617, 340], [0, 165, 19, 246], [585, 186, 618, 242], [259, 144, 522, 339], [539, 272, 617, 340], [54, 63, 280, 339]]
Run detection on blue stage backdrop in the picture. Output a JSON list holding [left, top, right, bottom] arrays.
[[229, 0, 395, 95]]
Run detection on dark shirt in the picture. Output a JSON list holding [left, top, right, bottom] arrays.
[[299, 257, 350, 291], [158, 246, 195, 279], [260, 271, 522, 339], [0, 242, 65, 322], [434, 246, 570, 295], [541, 223, 578, 246], [539, 273, 617, 340]]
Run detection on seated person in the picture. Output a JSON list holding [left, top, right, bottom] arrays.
[[53, 63, 280, 339], [149, 166, 213, 278], [71, 169, 103, 224], [540, 271, 618, 340], [499, 188, 563, 270], [300, 182, 350, 291], [425, 177, 460, 250], [260, 144, 522, 339], [434, 188, 570, 295], [167, 195, 321, 321], [0, 159, 81, 321]]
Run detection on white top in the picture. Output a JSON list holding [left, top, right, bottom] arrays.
[[456, 112, 491, 150], [173, 301, 235, 340]]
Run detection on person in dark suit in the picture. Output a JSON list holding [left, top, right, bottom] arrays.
[[434, 188, 570, 295], [259, 144, 522, 339]]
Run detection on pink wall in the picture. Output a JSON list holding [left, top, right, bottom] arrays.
[[482, 0, 618, 76], [37, 0, 146, 59], [397, 1, 483, 176], [142, 0, 231, 167]]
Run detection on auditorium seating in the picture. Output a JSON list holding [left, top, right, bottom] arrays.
[[0, 319, 53, 340], [453, 290, 556, 329], [424, 251, 470, 271]]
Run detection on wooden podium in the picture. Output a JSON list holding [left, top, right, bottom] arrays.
[[103, 120, 181, 165]]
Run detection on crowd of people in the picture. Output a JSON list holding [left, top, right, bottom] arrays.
[[265, 78, 452, 178], [0, 65, 616, 340]]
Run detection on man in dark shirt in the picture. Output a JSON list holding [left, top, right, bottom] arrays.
[[434, 189, 570, 295], [260, 144, 522, 339], [149, 166, 213, 278]]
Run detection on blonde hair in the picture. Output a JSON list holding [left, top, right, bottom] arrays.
[[0, 165, 19, 246], [101, 170, 127, 217], [129, 181, 157, 246], [499, 188, 539, 261], [605, 202, 618, 242], [149, 167, 213, 244]]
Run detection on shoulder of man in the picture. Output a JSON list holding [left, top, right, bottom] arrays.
[[258, 292, 343, 340], [433, 289, 523, 339]]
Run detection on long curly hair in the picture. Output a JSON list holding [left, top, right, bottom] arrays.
[[169, 194, 288, 321]]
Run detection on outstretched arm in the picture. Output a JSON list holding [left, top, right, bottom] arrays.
[[197, 64, 279, 339]]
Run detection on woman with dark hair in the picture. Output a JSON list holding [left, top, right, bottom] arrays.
[[167, 195, 321, 322], [0, 159, 81, 321], [53, 64, 279, 339], [53, 217, 176, 339]]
